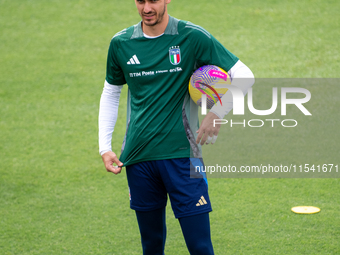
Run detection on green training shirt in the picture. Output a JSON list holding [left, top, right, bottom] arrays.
[[106, 16, 238, 166]]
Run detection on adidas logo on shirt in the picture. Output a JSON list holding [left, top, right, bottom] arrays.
[[196, 196, 208, 206], [127, 55, 140, 65]]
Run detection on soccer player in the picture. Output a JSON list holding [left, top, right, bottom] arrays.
[[99, 0, 254, 254]]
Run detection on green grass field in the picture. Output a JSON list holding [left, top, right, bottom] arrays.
[[0, 0, 339, 254]]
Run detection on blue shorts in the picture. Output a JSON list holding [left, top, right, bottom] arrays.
[[126, 158, 212, 218]]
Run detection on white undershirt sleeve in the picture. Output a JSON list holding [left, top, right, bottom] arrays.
[[209, 60, 255, 119], [98, 80, 123, 155]]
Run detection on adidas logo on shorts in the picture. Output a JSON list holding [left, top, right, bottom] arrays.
[[196, 196, 208, 206]]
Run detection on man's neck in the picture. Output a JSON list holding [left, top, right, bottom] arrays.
[[142, 15, 169, 37]]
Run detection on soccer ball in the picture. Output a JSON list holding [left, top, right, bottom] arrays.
[[188, 65, 231, 109]]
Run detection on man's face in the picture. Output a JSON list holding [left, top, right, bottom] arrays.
[[135, 0, 170, 27]]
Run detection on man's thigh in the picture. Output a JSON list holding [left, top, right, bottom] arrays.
[[126, 161, 168, 212]]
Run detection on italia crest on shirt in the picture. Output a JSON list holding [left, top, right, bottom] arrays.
[[169, 46, 181, 65]]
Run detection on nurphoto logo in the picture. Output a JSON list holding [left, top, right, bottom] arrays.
[[201, 86, 312, 128]]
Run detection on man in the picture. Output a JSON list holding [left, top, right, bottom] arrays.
[[99, 0, 254, 254]]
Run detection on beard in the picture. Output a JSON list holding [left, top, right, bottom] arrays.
[[142, 4, 166, 27]]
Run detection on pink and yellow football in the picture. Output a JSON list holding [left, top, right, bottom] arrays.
[[189, 65, 231, 109]]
